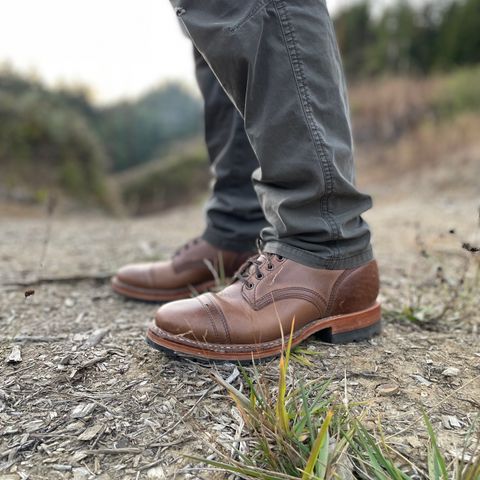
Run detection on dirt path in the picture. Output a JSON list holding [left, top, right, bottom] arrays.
[[1, 174, 479, 479]]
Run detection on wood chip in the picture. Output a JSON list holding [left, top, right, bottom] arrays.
[[411, 374, 432, 386], [24, 419, 43, 432], [84, 328, 110, 348], [52, 465, 72, 472], [58, 353, 73, 366], [442, 415, 462, 429], [71, 403, 96, 419], [442, 367, 460, 377], [376, 383, 400, 396], [72, 451, 89, 463], [78, 424, 103, 441], [72, 467, 90, 480], [225, 367, 240, 385], [407, 436, 423, 448], [146, 465, 167, 479], [6, 346, 22, 363]]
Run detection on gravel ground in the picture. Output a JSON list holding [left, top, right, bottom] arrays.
[[1, 172, 479, 479]]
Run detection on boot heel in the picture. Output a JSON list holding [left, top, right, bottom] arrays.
[[316, 302, 382, 344], [319, 320, 382, 344]]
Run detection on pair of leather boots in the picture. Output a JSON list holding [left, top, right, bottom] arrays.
[[112, 238, 381, 361]]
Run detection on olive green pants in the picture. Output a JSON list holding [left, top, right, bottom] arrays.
[[181, 0, 373, 269]]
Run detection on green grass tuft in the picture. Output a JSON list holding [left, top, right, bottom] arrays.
[[193, 331, 480, 479]]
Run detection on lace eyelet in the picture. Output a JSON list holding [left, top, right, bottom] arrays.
[[266, 264, 274, 271], [276, 255, 285, 262], [255, 273, 264, 280], [245, 282, 254, 290]]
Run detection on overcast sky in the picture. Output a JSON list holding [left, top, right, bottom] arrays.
[[0, 0, 399, 103]]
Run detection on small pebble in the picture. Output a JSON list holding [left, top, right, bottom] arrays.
[[64, 298, 75, 308]]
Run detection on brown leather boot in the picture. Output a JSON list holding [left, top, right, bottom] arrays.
[[147, 254, 381, 361], [111, 237, 254, 302]]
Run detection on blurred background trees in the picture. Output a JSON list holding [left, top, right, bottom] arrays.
[[0, 71, 110, 208], [0, 0, 479, 214], [0, 69, 203, 211], [98, 84, 201, 173], [335, 0, 480, 77]]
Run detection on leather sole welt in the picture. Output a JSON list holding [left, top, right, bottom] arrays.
[[146, 302, 382, 361], [111, 276, 217, 302]]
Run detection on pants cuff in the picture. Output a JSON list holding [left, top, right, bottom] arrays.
[[202, 228, 257, 253], [263, 241, 374, 270]]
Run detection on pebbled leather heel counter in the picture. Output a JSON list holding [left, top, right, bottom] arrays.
[[329, 260, 380, 316]]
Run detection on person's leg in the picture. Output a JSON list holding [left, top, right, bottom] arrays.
[[174, 0, 372, 269], [147, 0, 380, 360], [194, 48, 267, 253]]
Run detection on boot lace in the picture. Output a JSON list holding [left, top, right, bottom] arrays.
[[234, 252, 284, 289]]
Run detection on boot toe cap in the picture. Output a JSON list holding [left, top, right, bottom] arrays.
[[116, 263, 153, 288], [154, 295, 228, 343]]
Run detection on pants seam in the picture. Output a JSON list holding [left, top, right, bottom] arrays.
[[273, 0, 341, 267]]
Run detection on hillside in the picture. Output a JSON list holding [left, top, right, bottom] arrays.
[[350, 67, 480, 190], [0, 69, 202, 211]]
